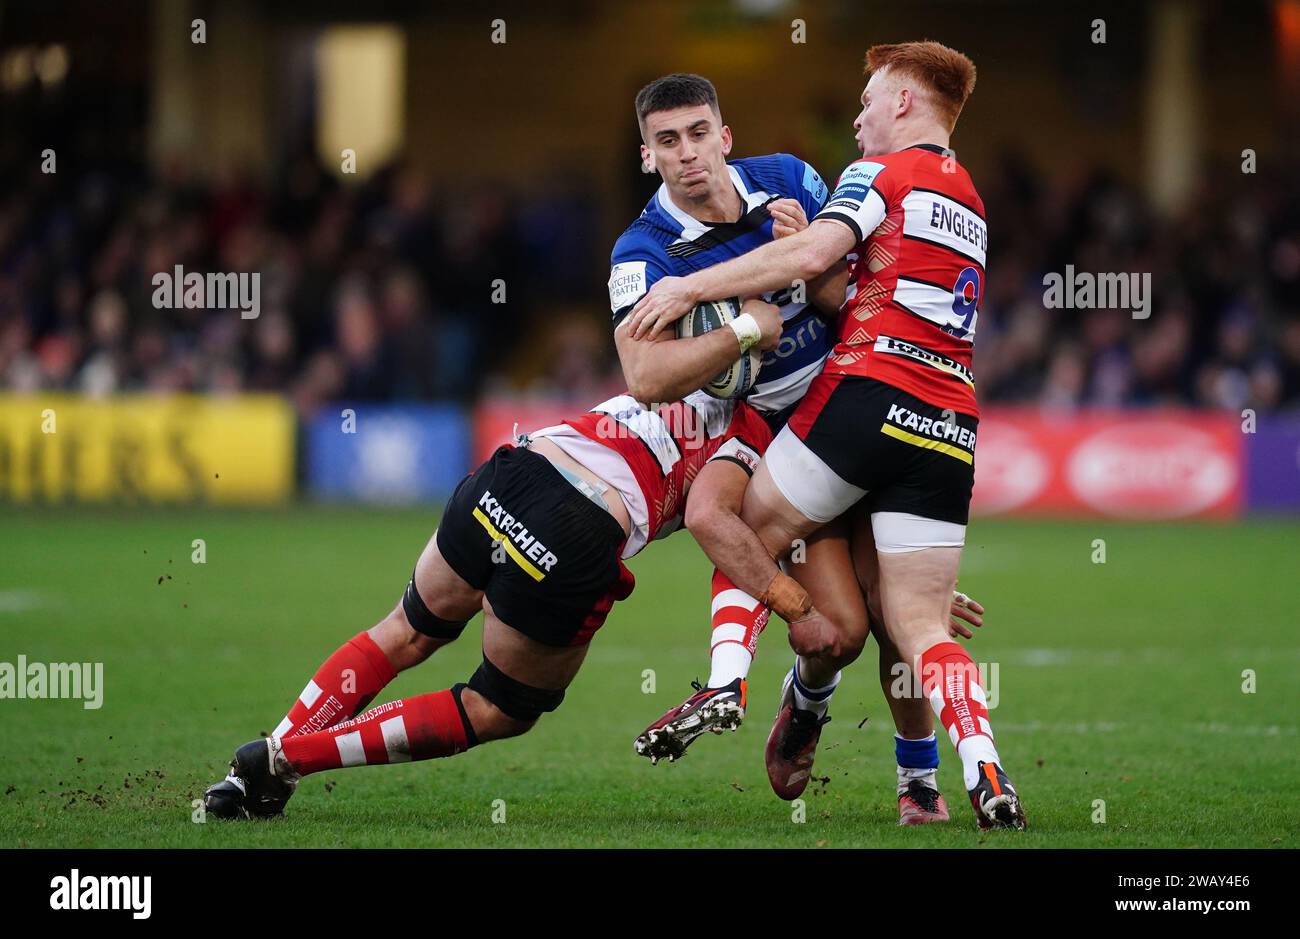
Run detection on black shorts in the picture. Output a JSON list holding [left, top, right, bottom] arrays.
[[780, 373, 977, 526], [435, 445, 635, 647]]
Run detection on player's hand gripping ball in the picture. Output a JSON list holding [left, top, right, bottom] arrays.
[[676, 297, 763, 399]]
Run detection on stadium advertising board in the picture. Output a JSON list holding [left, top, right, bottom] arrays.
[[1246, 416, 1300, 512], [480, 401, 1253, 519], [0, 394, 293, 505], [472, 399, 572, 465], [304, 404, 470, 504], [972, 410, 1244, 519]]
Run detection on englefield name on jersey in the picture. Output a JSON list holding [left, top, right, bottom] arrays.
[[929, 200, 987, 253]]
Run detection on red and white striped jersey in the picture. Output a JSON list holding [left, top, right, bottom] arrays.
[[815, 144, 986, 418], [531, 391, 772, 559]]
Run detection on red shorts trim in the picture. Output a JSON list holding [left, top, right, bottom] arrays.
[[786, 369, 846, 440], [571, 558, 636, 646]]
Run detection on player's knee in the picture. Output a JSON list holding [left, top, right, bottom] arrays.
[[369, 603, 442, 672], [836, 624, 868, 665], [816, 605, 869, 667], [401, 569, 469, 645], [465, 697, 537, 742], [893, 624, 951, 665], [462, 655, 563, 741]]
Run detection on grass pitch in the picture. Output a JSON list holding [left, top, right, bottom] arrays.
[[0, 505, 1295, 848]]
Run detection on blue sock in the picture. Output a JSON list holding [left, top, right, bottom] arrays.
[[895, 733, 939, 772], [790, 658, 838, 717]]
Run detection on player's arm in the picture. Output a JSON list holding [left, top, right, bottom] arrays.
[[686, 466, 823, 649], [768, 197, 849, 319], [807, 262, 850, 319], [614, 298, 781, 404], [683, 459, 777, 599], [771, 155, 849, 320], [628, 220, 857, 340], [683, 424, 817, 634], [630, 157, 891, 339]]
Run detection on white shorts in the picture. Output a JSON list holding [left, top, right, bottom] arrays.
[[869, 511, 966, 554], [764, 425, 967, 552], [764, 424, 865, 524]]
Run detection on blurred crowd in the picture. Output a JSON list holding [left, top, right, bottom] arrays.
[[0, 146, 607, 414], [976, 154, 1300, 413], [3, 141, 1300, 414]]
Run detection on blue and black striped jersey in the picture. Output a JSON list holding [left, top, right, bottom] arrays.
[[609, 153, 836, 414]]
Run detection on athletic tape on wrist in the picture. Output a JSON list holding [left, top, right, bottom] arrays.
[[728, 312, 762, 354], [758, 571, 813, 622]]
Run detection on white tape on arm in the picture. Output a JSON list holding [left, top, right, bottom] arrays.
[[727, 312, 762, 354]]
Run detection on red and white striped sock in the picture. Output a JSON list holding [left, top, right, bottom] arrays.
[[272, 631, 397, 740], [920, 641, 1001, 790], [278, 689, 475, 777], [706, 569, 770, 688]]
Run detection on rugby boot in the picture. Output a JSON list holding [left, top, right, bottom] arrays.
[[635, 678, 746, 764], [898, 776, 950, 825], [203, 737, 299, 820], [764, 669, 830, 800], [967, 760, 1027, 830]]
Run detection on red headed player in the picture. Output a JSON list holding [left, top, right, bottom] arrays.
[[616, 75, 987, 826], [202, 387, 779, 819], [627, 41, 1025, 830]]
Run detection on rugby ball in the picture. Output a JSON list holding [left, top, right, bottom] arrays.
[[675, 297, 763, 399]]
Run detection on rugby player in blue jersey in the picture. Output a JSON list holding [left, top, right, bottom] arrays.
[[609, 74, 982, 822]]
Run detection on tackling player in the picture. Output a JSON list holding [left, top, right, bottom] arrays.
[[626, 44, 1026, 829], [610, 73, 978, 823], [202, 387, 780, 819]]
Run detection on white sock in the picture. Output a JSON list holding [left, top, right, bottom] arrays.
[[790, 657, 839, 718], [707, 642, 752, 689], [956, 734, 1002, 790], [897, 764, 938, 796]]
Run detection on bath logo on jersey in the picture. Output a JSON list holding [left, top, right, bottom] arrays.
[[762, 312, 827, 366], [473, 489, 558, 579], [608, 261, 648, 314], [873, 335, 975, 387]]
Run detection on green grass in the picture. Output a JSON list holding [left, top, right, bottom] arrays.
[[0, 505, 1295, 848]]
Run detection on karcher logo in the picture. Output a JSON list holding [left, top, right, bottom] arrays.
[[881, 404, 975, 464], [474, 490, 557, 580], [885, 404, 976, 450]]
